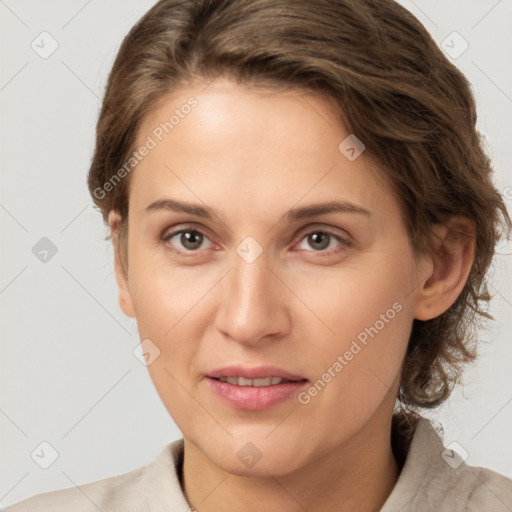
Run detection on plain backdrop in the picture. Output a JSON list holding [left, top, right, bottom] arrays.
[[1, 0, 511, 508]]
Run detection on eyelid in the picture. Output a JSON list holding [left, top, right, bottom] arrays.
[[161, 223, 351, 255], [295, 223, 350, 239], [291, 225, 351, 254], [162, 224, 211, 240], [161, 224, 217, 254]]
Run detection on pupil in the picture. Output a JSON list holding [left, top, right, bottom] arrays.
[[182, 231, 202, 249], [309, 232, 329, 250]]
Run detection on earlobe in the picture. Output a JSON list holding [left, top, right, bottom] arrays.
[[413, 218, 475, 321], [108, 210, 136, 319]]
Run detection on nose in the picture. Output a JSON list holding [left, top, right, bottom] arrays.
[[214, 248, 291, 347]]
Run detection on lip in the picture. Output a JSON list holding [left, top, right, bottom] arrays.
[[205, 365, 308, 411], [207, 365, 306, 381]]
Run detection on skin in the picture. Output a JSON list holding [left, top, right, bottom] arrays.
[[109, 78, 475, 512]]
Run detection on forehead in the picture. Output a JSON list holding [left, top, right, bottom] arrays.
[[129, 79, 396, 218], [137, 79, 343, 152]]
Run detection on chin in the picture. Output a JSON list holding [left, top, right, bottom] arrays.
[[191, 431, 313, 477]]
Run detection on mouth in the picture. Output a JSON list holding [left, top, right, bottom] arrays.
[[212, 376, 301, 386], [205, 366, 309, 410]]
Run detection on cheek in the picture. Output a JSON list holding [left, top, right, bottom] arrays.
[[132, 263, 205, 422], [298, 253, 415, 405], [300, 253, 414, 344], [128, 251, 204, 335], [128, 257, 212, 379]]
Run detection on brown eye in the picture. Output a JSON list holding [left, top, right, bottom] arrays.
[[162, 227, 214, 253], [179, 230, 204, 250], [307, 232, 331, 251], [295, 230, 348, 253]]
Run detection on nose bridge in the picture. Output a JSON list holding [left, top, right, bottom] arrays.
[[215, 247, 288, 345]]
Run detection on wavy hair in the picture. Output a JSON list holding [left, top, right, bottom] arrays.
[[87, 0, 511, 421]]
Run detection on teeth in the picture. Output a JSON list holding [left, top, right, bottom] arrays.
[[217, 376, 286, 386]]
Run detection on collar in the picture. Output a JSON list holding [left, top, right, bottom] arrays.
[[143, 418, 443, 512]]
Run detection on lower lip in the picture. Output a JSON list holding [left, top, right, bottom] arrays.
[[206, 377, 308, 411]]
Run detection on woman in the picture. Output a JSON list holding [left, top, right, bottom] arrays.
[[7, 0, 512, 510]]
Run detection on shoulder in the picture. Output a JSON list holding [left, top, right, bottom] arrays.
[[382, 417, 512, 511], [3, 439, 187, 512], [424, 420, 512, 510], [456, 463, 512, 511]]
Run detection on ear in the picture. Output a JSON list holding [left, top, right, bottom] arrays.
[[413, 217, 475, 321], [108, 210, 136, 319]]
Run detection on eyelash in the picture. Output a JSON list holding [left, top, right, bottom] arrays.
[[161, 225, 351, 257]]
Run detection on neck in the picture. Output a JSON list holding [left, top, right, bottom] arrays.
[[181, 412, 400, 512]]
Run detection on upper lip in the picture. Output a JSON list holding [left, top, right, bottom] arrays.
[[206, 365, 307, 381]]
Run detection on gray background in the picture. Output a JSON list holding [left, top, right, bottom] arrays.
[[1, 0, 511, 508]]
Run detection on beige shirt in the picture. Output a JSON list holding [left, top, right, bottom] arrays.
[[5, 418, 512, 511]]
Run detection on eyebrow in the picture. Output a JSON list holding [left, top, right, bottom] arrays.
[[143, 198, 371, 221]]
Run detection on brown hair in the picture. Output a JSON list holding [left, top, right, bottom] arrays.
[[87, 0, 511, 419]]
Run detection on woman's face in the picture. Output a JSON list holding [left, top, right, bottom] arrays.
[[114, 79, 430, 476]]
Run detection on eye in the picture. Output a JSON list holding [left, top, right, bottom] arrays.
[[294, 229, 350, 254], [161, 225, 350, 257], [162, 226, 215, 254]]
